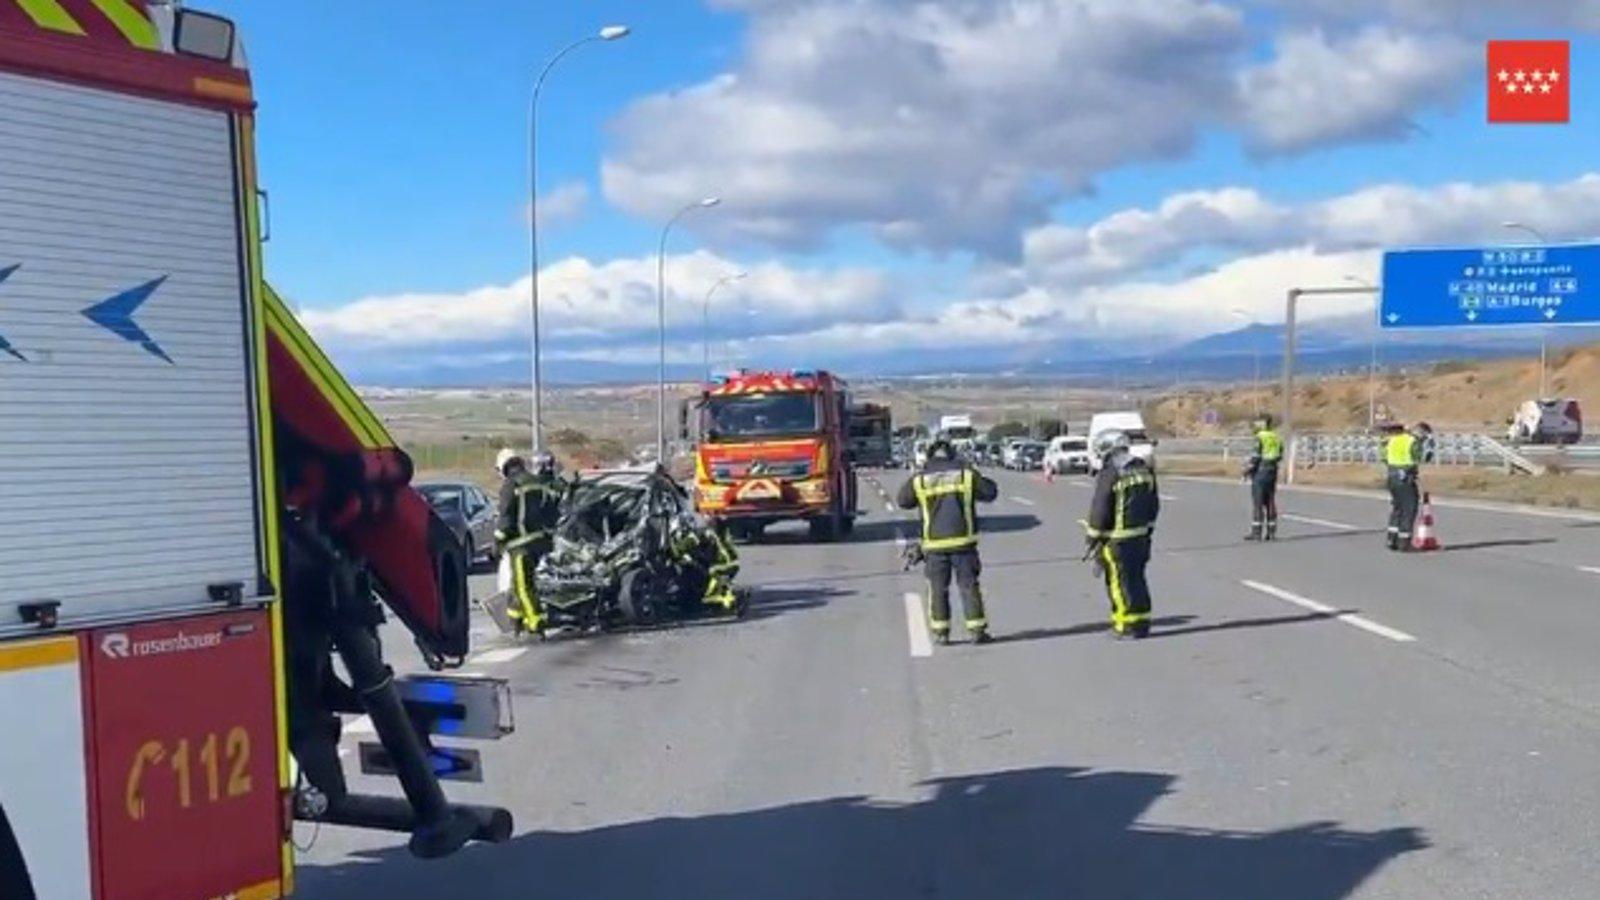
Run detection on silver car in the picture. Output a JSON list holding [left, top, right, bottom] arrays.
[[417, 482, 499, 563]]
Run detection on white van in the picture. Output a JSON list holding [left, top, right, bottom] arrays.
[[1088, 411, 1157, 472]]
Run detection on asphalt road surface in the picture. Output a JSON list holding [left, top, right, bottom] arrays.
[[294, 467, 1600, 899]]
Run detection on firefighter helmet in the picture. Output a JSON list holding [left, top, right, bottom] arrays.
[[495, 448, 524, 476]]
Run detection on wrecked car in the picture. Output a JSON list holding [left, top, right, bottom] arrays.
[[500, 468, 745, 634]]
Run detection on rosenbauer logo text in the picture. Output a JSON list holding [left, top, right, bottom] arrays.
[[99, 629, 222, 659]]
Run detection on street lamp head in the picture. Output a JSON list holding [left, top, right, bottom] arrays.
[[1501, 220, 1523, 229], [599, 25, 630, 40], [699, 196, 722, 208]]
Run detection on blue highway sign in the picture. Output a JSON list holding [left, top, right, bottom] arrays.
[[1380, 243, 1598, 329]]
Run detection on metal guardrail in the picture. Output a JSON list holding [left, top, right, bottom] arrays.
[[1162, 432, 1554, 477]]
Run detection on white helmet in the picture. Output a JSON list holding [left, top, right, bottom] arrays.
[[530, 451, 556, 476], [495, 448, 524, 475], [1093, 430, 1130, 457]]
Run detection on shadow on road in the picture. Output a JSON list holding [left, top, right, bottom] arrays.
[[745, 584, 851, 620], [994, 615, 1196, 644], [296, 766, 1425, 900], [744, 514, 1042, 547], [1165, 529, 1383, 554], [960, 609, 1355, 646], [1438, 538, 1558, 553]]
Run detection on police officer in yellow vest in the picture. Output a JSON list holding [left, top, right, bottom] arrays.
[[1384, 422, 1432, 551], [896, 439, 999, 645], [494, 449, 564, 633], [1085, 431, 1161, 639], [1243, 414, 1284, 541]]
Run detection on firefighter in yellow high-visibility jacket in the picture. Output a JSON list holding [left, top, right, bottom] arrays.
[[896, 440, 999, 645], [494, 449, 563, 634], [1084, 431, 1161, 639]]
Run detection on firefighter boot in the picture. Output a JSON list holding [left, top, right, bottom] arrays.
[[1265, 520, 1278, 542], [1244, 522, 1263, 541]]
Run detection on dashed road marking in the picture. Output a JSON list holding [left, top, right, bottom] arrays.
[[1012, 496, 1036, 507], [1282, 513, 1360, 531], [903, 591, 933, 658], [884, 501, 896, 512], [1242, 580, 1416, 643], [1159, 493, 1179, 502], [1579, 566, 1600, 576]]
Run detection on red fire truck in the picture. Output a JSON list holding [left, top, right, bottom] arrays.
[[0, 5, 508, 898], [689, 370, 859, 541]]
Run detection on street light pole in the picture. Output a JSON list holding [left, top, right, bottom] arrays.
[[1342, 275, 1379, 429], [703, 272, 746, 383], [527, 24, 630, 453], [1229, 307, 1259, 415], [1503, 221, 1552, 398], [657, 197, 722, 463], [1280, 284, 1380, 482]]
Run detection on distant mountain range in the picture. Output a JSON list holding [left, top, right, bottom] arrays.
[[339, 316, 1600, 388]]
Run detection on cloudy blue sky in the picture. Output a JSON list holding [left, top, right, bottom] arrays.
[[209, 0, 1600, 382]]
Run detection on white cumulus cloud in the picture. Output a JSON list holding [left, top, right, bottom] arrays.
[[298, 250, 896, 353], [1237, 27, 1475, 154], [603, 0, 1246, 255], [533, 181, 590, 227]]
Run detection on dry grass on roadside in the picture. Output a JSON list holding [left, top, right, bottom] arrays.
[[1160, 457, 1600, 512]]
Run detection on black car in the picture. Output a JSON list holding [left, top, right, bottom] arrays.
[[417, 481, 498, 563]]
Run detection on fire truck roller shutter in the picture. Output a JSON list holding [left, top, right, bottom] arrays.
[[0, 70, 264, 634]]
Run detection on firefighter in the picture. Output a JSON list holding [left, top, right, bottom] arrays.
[[896, 439, 999, 645], [1084, 431, 1161, 639], [1242, 413, 1284, 541], [1383, 422, 1432, 551], [495, 449, 564, 633]]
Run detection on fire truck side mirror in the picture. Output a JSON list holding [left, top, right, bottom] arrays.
[[173, 9, 237, 62]]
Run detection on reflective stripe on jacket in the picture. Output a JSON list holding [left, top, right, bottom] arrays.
[[896, 460, 998, 552], [1086, 454, 1160, 541], [496, 470, 562, 546]]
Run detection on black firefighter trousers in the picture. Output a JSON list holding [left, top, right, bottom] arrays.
[[1100, 536, 1153, 636], [925, 548, 987, 635], [1386, 469, 1420, 549]]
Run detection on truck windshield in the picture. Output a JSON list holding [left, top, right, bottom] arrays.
[[850, 417, 888, 438], [704, 393, 822, 441]]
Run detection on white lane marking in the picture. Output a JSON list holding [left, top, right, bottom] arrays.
[[345, 716, 374, 735], [904, 591, 933, 658], [884, 501, 896, 512], [1579, 566, 1600, 576], [1159, 493, 1179, 502], [1282, 513, 1360, 531], [472, 647, 528, 665], [1012, 496, 1036, 507], [1242, 580, 1416, 643]]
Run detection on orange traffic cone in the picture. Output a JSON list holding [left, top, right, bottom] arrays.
[[1411, 493, 1441, 552]]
